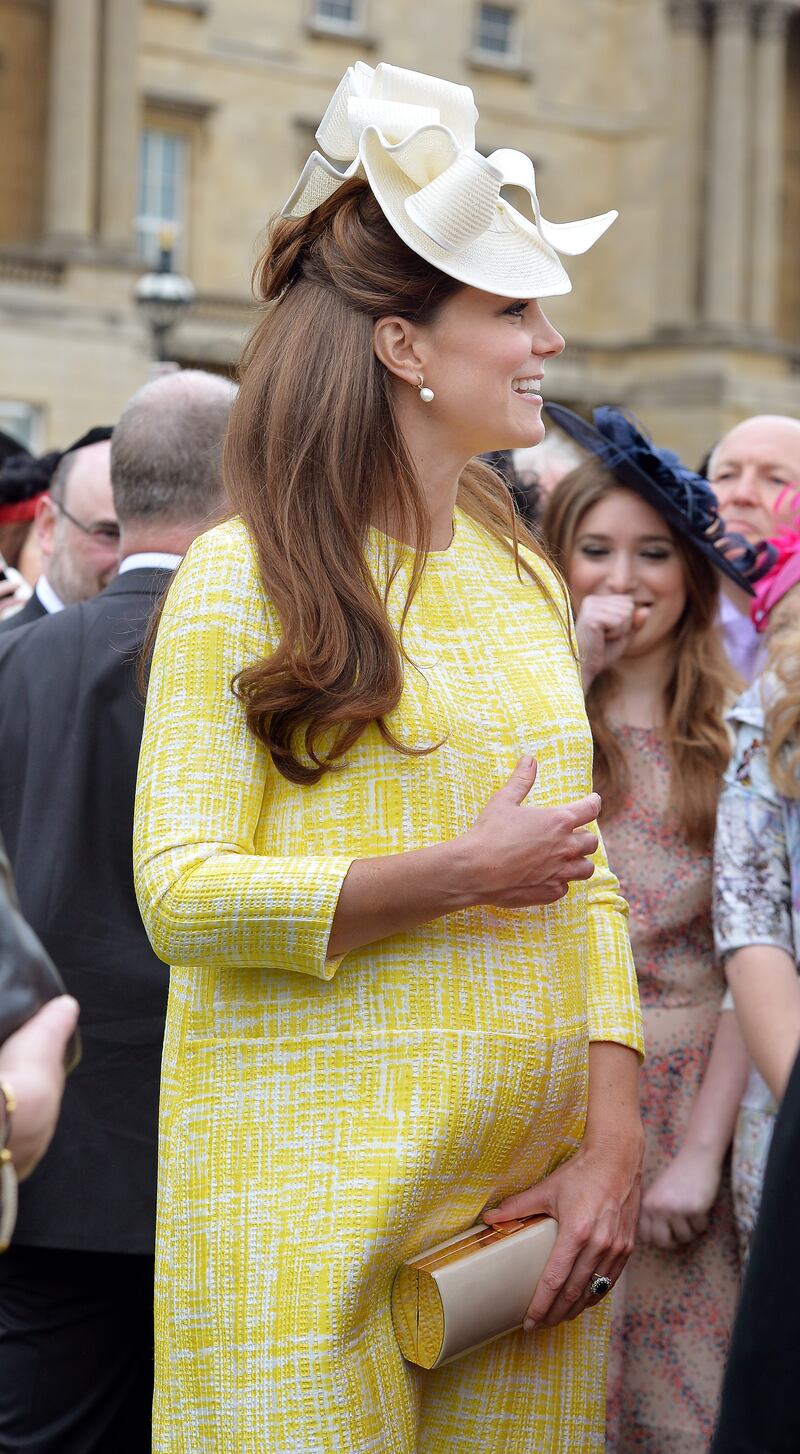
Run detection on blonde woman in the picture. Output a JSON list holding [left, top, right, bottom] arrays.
[[133, 65, 644, 1454], [542, 405, 750, 1454]]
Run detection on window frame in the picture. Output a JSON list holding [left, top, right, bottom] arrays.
[[136, 126, 190, 269], [472, 2, 521, 67], [308, 0, 368, 38], [0, 402, 42, 453]]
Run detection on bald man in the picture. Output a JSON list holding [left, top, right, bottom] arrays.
[[708, 415, 800, 546], [708, 415, 800, 680], [0, 431, 119, 635]]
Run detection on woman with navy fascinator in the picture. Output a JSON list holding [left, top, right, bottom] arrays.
[[542, 405, 751, 1453]]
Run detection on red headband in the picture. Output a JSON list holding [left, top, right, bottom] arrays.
[[0, 492, 46, 525]]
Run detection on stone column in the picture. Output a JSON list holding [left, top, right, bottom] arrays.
[[659, 0, 709, 328], [44, 0, 102, 241], [749, 1, 790, 331], [98, 0, 142, 249], [702, 0, 754, 326]]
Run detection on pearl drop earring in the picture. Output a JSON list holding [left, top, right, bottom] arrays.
[[416, 374, 435, 404]]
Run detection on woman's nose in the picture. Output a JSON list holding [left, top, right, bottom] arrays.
[[607, 556, 635, 591], [532, 306, 565, 359]]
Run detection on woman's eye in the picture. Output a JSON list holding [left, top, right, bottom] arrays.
[[580, 545, 608, 558], [641, 550, 670, 561], [505, 301, 527, 318]]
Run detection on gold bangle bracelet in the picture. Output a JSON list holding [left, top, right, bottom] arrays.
[[0, 1081, 18, 1253], [0, 1078, 16, 1151]]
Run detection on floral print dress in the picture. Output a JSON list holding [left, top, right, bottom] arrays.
[[603, 725, 740, 1454], [714, 677, 800, 1256]]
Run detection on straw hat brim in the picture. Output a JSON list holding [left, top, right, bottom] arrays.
[[285, 125, 579, 299]]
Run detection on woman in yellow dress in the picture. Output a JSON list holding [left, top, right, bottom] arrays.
[[134, 63, 644, 1453]]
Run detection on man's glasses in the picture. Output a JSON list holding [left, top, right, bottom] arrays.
[[52, 498, 120, 547]]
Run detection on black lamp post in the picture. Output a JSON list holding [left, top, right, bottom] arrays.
[[134, 230, 195, 363]]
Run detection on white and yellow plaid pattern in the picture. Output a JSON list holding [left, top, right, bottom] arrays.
[[134, 512, 642, 1452]]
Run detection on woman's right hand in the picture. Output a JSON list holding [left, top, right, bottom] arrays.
[[0, 996, 80, 1181], [457, 754, 600, 909], [0, 567, 32, 621], [575, 594, 642, 691], [327, 756, 600, 960]]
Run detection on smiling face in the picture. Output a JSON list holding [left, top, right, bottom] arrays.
[[709, 416, 800, 544], [403, 287, 565, 458], [36, 440, 119, 605], [567, 487, 688, 658]]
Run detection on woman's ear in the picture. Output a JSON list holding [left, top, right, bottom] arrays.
[[372, 316, 425, 386]]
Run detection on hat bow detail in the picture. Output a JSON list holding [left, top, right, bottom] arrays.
[[282, 62, 618, 294]]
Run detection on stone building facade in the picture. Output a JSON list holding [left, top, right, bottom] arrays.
[[0, 0, 798, 461]]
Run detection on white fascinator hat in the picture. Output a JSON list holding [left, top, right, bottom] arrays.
[[282, 61, 617, 299]]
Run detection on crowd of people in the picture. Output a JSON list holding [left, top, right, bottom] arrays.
[[1, 57, 800, 1454]]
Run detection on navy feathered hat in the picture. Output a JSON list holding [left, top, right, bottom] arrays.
[[543, 402, 758, 595]]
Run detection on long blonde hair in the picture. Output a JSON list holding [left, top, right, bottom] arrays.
[[542, 460, 739, 849], [225, 180, 569, 785]]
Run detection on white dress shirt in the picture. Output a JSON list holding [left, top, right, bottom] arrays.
[[118, 553, 182, 575]]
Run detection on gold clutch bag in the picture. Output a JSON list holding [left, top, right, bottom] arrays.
[[391, 1213, 558, 1369]]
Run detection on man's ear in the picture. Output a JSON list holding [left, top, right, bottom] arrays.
[[372, 315, 426, 387], [33, 495, 56, 565]]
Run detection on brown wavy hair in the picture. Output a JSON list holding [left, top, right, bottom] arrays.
[[224, 179, 568, 785], [541, 460, 740, 848], [763, 589, 800, 797]]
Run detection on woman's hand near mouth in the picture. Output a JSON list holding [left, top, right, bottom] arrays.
[[575, 595, 648, 691]]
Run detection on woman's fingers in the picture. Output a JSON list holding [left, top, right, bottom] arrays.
[[524, 1226, 618, 1328], [668, 1214, 698, 1246], [564, 794, 601, 831], [686, 1210, 710, 1237], [648, 1214, 676, 1250], [465, 767, 602, 910]]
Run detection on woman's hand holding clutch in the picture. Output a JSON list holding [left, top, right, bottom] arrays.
[[483, 1042, 644, 1331]]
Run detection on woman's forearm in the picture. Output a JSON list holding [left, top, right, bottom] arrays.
[[326, 840, 471, 959], [583, 1041, 643, 1153], [726, 945, 800, 1101], [680, 1007, 750, 1164]]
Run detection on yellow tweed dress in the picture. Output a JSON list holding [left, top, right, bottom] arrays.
[[134, 510, 643, 1454]]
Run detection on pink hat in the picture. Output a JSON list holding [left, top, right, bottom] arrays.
[[752, 524, 800, 632]]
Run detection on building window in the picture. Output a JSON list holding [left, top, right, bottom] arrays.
[[311, 0, 364, 32], [474, 3, 517, 60], [136, 129, 188, 266], [0, 402, 41, 452]]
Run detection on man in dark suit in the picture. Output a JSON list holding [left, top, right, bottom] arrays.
[[0, 427, 117, 635], [0, 369, 236, 1452]]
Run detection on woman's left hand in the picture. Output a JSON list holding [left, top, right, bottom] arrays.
[[637, 1145, 721, 1250], [483, 1131, 643, 1330]]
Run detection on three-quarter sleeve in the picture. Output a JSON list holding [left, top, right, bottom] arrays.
[[714, 700, 794, 964], [585, 830, 644, 1057], [133, 523, 354, 981]]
